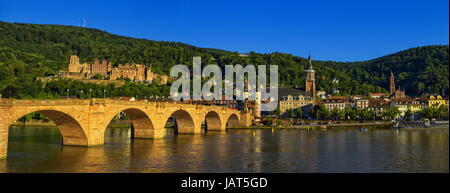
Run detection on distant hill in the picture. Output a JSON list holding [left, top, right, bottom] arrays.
[[313, 45, 449, 96], [0, 21, 448, 98]]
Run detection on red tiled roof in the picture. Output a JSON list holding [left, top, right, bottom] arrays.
[[369, 99, 389, 108], [327, 96, 352, 100]]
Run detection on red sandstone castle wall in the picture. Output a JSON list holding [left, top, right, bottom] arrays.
[[63, 56, 169, 84]]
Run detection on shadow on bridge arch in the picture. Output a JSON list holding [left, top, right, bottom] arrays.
[[105, 108, 156, 141], [203, 111, 223, 132], [226, 113, 240, 128], [165, 109, 196, 134], [8, 110, 89, 147]]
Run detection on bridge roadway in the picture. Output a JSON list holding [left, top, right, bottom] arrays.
[[0, 98, 254, 159]]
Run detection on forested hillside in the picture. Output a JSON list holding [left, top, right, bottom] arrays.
[[0, 21, 448, 98]]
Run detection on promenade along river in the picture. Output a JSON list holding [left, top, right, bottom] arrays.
[[1, 126, 448, 173]]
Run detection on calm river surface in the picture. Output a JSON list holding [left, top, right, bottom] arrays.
[[1, 126, 448, 173]]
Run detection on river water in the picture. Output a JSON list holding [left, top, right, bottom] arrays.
[[1, 126, 448, 173]]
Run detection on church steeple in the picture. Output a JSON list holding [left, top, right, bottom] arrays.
[[390, 71, 395, 95], [307, 54, 313, 71], [305, 54, 316, 98]]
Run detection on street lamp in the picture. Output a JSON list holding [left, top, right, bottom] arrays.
[[81, 90, 84, 99], [103, 89, 106, 99], [66, 89, 69, 99], [89, 88, 92, 99]]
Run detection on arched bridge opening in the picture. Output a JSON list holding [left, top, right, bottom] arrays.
[[226, 113, 240, 128], [3, 109, 89, 159], [105, 108, 156, 142], [165, 109, 196, 135], [203, 111, 223, 132]]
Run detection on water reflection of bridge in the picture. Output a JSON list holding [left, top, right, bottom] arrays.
[[0, 98, 254, 159]]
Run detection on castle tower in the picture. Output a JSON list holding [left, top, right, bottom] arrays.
[[305, 54, 316, 98], [68, 55, 80, 73], [389, 71, 396, 95], [107, 60, 113, 73], [145, 65, 153, 82], [135, 64, 146, 82]]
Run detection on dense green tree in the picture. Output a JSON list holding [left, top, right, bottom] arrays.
[[419, 106, 449, 120], [344, 107, 357, 120], [419, 107, 435, 120], [358, 108, 375, 120], [330, 108, 345, 120], [437, 106, 449, 120], [382, 107, 401, 120], [274, 106, 281, 117], [287, 108, 295, 118], [404, 108, 414, 121], [93, 73, 103, 80], [309, 104, 330, 120], [295, 107, 303, 119]]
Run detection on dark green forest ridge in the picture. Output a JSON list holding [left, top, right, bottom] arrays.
[[0, 21, 448, 99]]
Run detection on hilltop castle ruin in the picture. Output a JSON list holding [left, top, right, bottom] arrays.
[[59, 55, 169, 84]]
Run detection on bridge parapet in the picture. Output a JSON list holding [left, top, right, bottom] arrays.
[[1, 99, 240, 112], [1, 99, 91, 106]]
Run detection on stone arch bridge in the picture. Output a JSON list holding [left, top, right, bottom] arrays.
[[0, 99, 254, 159]]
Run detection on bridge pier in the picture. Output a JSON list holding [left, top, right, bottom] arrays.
[[176, 122, 202, 134], [0, 124, 7, 160], [133, 126, 165, 139], [86, 129, 105, 146], [239, 111, 253, 127], [0, 106, 7, 159]]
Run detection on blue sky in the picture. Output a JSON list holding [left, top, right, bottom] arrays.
[[0, 0, 448, 61]]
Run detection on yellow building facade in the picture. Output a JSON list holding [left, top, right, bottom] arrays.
[[279, 95, 314, 114], [391, 99, 427, 116], [428, 95, 447, 108]]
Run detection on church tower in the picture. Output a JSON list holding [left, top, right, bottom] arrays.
[[305, 54, 316, 98], [390, 71, 395, 96], [389, 71, 406, 100], [68, 55, 80, 73]]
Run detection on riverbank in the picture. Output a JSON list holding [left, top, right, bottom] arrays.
[[11, 120, 56, 127], [230, 121, 393, 130]]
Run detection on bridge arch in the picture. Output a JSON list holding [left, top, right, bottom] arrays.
[[105, 108, 155, 139], [204, 111, 223, 131], [9, 109, 88, 146], [167, 109, 196, 134], [226, 113, 240, 128]]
